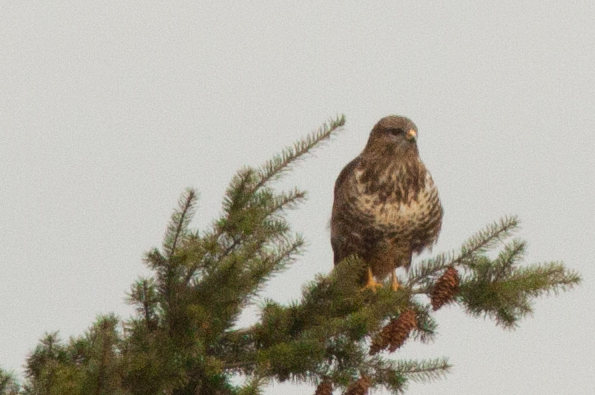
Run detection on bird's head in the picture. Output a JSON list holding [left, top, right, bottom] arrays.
[[363, 115, 419, 158]]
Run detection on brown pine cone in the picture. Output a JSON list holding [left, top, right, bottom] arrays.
[[431, 267, 460, 311], [344, 375, 370, 395], [314, 381, 333, 395], [370, 309, 417, 354]]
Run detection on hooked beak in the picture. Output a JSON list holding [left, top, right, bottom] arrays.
[[406, 129, 417, 142]]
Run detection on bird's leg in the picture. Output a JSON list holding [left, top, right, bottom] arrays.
[[363, 267, 383, 292], [391, 271, 399, 291]]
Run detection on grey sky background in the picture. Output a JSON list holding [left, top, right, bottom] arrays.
[[1, 2, 594, 394]]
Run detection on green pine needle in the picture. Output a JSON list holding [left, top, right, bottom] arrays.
[[163, 188, 198, 258], [254, 115, 345, 191]]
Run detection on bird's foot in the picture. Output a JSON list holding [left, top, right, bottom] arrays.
[[362, 279, 383, 292], [391, 272, 400, 291], [362, 267, 383, 292]]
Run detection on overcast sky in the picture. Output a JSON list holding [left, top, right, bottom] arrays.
[[1, 2, 594, 394]]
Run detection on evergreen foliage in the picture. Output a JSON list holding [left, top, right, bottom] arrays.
[[0, 368, 20, 395], [4, 114, 581, 394]]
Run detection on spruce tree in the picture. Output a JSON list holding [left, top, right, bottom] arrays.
[[6, 115, 581, 395]]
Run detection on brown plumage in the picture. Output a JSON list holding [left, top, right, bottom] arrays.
[[331, 115, 443, 290]]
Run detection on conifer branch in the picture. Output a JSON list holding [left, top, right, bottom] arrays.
[[391, 357, 452, 382], [253, 115, 345, 192], [459, 215, 520, 259], [458, 260, 581, 328], [267, 187, 307, 217], [163, 188, 198, 258], [341, 356, 450, 394], [491, 238, 526, 279], [0, 369, 20, 395], [236, 374, 268, 395], [408, 215, 521, 288]]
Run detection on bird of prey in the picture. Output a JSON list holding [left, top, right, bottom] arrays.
[[331, 115, 443, 290]]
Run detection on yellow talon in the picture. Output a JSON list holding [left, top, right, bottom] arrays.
[[391, 272, 400, 291], [362, 267, 383, 292]]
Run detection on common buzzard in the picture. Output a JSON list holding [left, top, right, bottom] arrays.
[[331, 116, 443, 290]]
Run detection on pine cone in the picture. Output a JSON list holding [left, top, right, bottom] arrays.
[[431, 267, 460, 311], [370, 309, 417, 354], [315, 381, 333, 395], [344, 375, 370, 395]]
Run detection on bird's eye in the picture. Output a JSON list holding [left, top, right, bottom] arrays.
[[388, 128, 404, 136]]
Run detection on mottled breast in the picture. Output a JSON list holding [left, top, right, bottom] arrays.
[[352, 158, 442, 245]]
